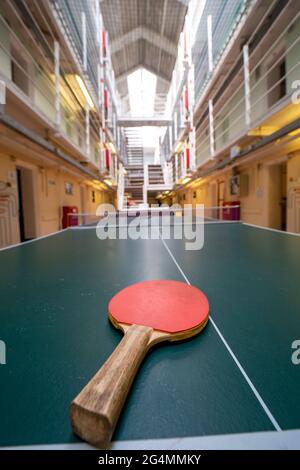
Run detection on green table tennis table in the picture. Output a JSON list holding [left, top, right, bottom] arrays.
[[0, 221, 300, 449]]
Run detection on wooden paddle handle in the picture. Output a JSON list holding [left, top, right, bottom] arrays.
[[70, 324, 152, 447]]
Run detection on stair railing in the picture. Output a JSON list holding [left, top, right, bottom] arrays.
[[143, 164, 148, 206], [117, 164, 125, 210], [163, 162, 173, 186]]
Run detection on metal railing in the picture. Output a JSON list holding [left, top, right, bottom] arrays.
[[195, 3, 300, 166], [0, 3, 101, 166], [192, 0, 248, 105]]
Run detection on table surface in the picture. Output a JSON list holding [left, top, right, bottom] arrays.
[[0, 222, 300, 450]]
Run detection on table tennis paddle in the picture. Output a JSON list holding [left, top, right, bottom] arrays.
[[70, 280, 209, 447]]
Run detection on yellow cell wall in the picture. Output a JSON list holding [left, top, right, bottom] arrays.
[[173, 151, 300, 234], [0, 153, 20, 246], [182, 164, 268, 226], [38, 171, 113, 235], [287, 152, 300, 232], [0, 152, 113, 247]]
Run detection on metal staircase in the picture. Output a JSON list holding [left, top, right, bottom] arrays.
[[148, 165, 165, 185], [124, 165, 144, 205], [117, 160, 174, 209], [124, 128, 144, 166]]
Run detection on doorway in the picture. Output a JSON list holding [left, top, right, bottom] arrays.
[[279, 163, 287, 231], [217, 180, 225, 206], [80, 185, 86, 226], [266, 162, 287, 230], [217, 180, 225, 219], [16, 167, 37, 242], [207, 182, 218, 220]]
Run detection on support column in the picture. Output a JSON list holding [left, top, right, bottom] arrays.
[[189, 128, 196, 170], [174, 112, 178, 141], [109, 151, 113, 179], [95, 0, 101, 46], [113, 112, 117, 141], [143, 164, 148, 206], [182, 148, 187, 178], [169, 125, 173, 154], [100, 128, 105, 171], [114, 155, 118, 181], [54, 41, 60, 128], [243, 44, 251, 127], [168, 161, 173, 185], [117, 164, 124, 210], [175, 154, 179, 182], [0, 80, 5, 114], [85, 102, 90, 159], [207, 15, 213, 74], [97, 63, 101, 109], [100, 69, 105, 127], [209, 99, 215, 158], [82, 12, 87, 71]]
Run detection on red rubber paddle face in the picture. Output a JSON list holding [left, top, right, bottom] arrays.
[[108, 280, 209, 334]]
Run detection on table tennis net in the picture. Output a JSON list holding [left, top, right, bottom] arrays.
[[67, 205, 241, 228]]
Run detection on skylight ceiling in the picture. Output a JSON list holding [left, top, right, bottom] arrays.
[[128, 68, 157, 117], [100, 0, 189, 114]]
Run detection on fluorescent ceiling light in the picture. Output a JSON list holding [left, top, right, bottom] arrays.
[[128, 68, 156, 117], [175, 142, 183, 153], [104, 179, 113, 186], [182, 177, 191, 185], [108, 142, 116, 154], [75, 75, 94, 108], [248, 126, 278, 137], [127, 68, 162, 157]]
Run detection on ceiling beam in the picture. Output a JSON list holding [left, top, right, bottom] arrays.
[[110, 26, 177, 58], [142, 63, 171, 83], [118, 117, 172, 127], [116, 64, 171, 85], [157, 0, 168, 77], [116, 65, 141, 83]]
